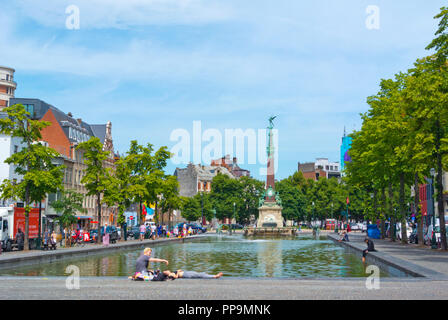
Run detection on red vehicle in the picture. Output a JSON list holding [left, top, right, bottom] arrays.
[[0, 206, 40, 252]]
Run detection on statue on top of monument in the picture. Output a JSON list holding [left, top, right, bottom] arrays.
[[268, 116, 276, 130]]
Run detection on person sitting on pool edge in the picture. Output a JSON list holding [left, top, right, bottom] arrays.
[[362, 237, 377, 263], [338, 231, 349, 242]]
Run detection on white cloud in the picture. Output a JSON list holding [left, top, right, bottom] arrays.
[[12, 0, 233, 28]]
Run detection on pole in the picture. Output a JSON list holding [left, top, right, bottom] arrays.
[[201, 192, 204, 227], [430, 174, 437, 249]]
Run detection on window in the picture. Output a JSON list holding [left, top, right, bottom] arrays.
[[326, 166, 329, 170], [14, 145, 18, 153], [23, 104, 34, 117]]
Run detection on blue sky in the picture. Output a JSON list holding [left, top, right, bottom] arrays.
[[0, 0, 445, 180]]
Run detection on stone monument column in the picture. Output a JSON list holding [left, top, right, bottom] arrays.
[[257, 116, 284, 228]]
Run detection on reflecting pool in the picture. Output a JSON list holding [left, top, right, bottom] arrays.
[[0, 235, 402, 278]]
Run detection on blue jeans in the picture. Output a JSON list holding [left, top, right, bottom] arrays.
[[181, 271, 215, 279]]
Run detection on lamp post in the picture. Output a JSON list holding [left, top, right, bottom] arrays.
[[312, 201, 315, 228], [233, 202, 236, 232], [201, 182, 206, 227], [430, 168, 437, 249], [331, 202, 334, 232]]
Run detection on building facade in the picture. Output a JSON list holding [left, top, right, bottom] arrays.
[[10, 98, 117, 228], [174, 163, 235, 198], [298, 158, 341, 181], [210, 155, 251, 178], [0, 66, 16, 110]]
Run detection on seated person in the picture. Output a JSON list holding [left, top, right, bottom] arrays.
[[133, 248, 169, 279], [338, 231, 349, 242], [362, 237, 377, 263]]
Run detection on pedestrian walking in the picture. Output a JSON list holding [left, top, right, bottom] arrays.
[[139, 224, 146, 241], [15, 228, 24, 251], [150, 224, 157, 240], [43, 229, 50, 250], [51, 230, 57, 249]]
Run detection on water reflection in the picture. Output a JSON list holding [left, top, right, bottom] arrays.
[[257, 240, 282, 277], [0, 235, 396, 278]]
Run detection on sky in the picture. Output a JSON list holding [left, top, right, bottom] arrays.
[[0, 0, 446, 180]]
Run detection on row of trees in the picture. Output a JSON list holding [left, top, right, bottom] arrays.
[[346, 7, 448, 249], [0, 104, 177, 248], [180, 175, 264, 224], [275, 172, 372, 226]]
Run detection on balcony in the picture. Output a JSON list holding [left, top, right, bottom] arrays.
[[0, 78, 17, 88]]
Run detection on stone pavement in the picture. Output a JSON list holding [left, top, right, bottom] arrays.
[[0, 276, 446, 300], [328, 233, 448, 279]]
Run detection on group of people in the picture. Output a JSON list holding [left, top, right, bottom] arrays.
[[138, 223, 195, 241], [42, 229, 58, 250], [131, 247, 223, 282]]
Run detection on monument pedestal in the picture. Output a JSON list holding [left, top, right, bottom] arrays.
[[244, 203, 297, 237], [257, 204, 284, 228]]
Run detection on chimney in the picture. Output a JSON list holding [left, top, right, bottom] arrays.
[[68, 112, 73, 117], [77, 118, 82, 125]]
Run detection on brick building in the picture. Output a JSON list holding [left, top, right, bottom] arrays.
[[210, 154, 251, 178], [10, 98, 117, 228], [298, 158, 341, 181]]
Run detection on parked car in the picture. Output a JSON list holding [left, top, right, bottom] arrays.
[[349, 223, 359, 231], [128, 226, 141, 239], [361, 222, 367, 233], [90, 226, 120, 243], [172, 223, 206, 234], [434, 225, 448, 244], [189, 223, 207, 233]]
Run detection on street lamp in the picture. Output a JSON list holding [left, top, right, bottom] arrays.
[[430, 168, 437, 249], [233, 202, 236, 231], [312, 201, 315, 227], [201, 182, 207, 227]]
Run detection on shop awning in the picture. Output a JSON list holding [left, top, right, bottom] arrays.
[[76, 216, 94, 220]]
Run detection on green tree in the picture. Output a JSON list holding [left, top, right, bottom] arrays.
[[276, 177, 306, 222], [50, 190, 86, 246], [76, 137, 110, 244], [124, 141, 171, 224], [159, 175, 182, 227], [0, 104, 64, 250]]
